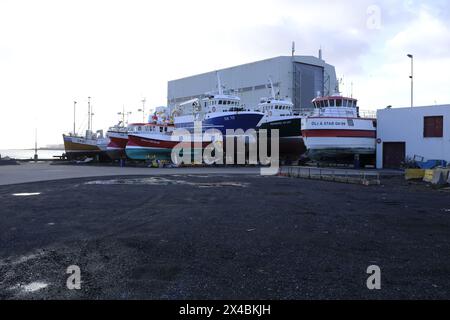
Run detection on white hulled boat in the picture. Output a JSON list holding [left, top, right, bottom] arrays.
[[301, 94, 376, 163]]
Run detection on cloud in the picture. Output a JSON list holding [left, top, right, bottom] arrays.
[[386, 9, 450, 59]]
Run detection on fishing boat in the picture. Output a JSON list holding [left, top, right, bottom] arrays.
[[255, 78, 306, 162], [125, 122, 178, 161], [301, 94, 376, 164], [125, 107, 186, 161], [63, 98, 109, 161], [172, 73, 264, 136], [106, 122, 142, 160]]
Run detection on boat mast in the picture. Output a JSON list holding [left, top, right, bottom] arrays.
[[73, 101, 77, 135], [141, 98, 146, 123], [216, 72, 223, 95], [87, 97, 91, 132], [90, 98, 94, 132], [268, 77, 276, 99]]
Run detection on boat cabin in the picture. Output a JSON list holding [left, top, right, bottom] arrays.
[[311, 96, 359, 118], [257, 98, 293, 117], [202, 94, 243, 113], [127, 123, 173, 134], [312, 96, 358, 109]]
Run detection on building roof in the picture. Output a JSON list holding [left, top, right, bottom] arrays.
[[169, 55, 328, 83]]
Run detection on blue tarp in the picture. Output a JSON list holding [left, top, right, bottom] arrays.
[[416, 160, 447, 169]]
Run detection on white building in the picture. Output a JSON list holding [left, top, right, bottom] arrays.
[[167, 55, 338, 113], [376, 105, 450, 169]]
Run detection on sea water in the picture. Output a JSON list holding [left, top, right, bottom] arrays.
[[0, 149, 64, 160]]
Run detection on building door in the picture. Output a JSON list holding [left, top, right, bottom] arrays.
[[383, 142, 406, 169]]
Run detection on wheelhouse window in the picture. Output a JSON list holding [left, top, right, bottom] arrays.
[[336, 99, 342, 107], [329, 100, 335, 107], [424, 116, 443, 138]]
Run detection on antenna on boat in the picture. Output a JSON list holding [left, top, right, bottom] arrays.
[[216, 72, 223, 95], [118, 106, 132, 125], [268, 77, 276, 99], [291, 41, 295, 57]]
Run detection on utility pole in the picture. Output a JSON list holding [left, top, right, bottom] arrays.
[[34, 128, 38, 161], [407, 54, 414, 108]]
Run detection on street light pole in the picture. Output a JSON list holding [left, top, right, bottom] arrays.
[[407, 54, 413, 108]]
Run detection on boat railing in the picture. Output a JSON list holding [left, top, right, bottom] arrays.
[[358, 110, 377, 119], [301, 108, 376, 119]]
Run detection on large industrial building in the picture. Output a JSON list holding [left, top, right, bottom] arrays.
[[167, 54, 338, 113]]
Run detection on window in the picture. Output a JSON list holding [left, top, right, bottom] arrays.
[[424, 116, 443, 137], [219, 100, 223, 105], [329, 100, 335, 107], [336, 99, 342, 107]]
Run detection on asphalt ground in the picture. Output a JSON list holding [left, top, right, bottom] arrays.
[[0, 174, 449, 299]]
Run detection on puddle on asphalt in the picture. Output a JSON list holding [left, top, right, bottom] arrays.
[[10, 281, 48, 293], [12, 192, 41, 197], [196, 182, 248, 188], [85, 177, 249, 188]]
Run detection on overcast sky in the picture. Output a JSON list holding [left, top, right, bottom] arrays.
[[1, 0, 449, 148]]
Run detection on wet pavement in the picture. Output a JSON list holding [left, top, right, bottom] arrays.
[[0, 174, 449, 299], [0, 162, 261, 186]]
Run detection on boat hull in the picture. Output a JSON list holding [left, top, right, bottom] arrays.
[[175, 112, 265, 135], [106, 133, 128, 160], [258, 116, 306, 161], [301, 117, 376, 162], [63, 135, 109, 161], [126, 134, 208, 161]]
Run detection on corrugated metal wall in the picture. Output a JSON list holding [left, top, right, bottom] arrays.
[[293, 62, 324, 111], [167, 56, 336, 112]]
